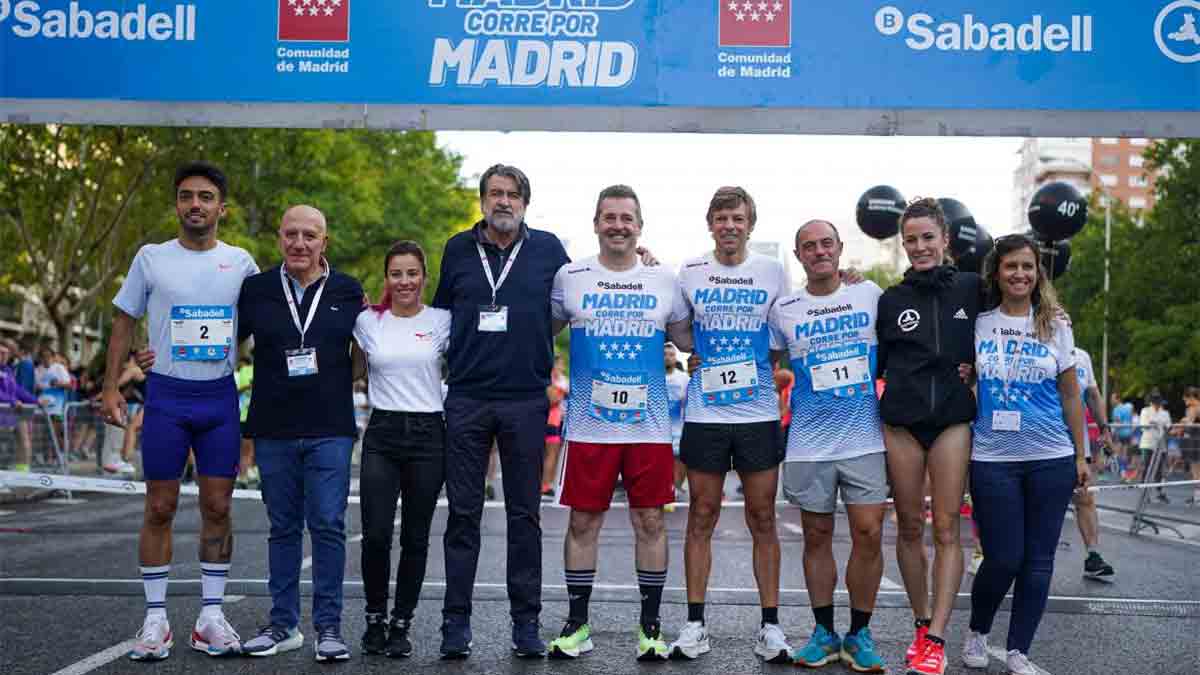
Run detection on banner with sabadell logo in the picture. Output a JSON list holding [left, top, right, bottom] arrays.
[[0, 1, 1196, 114]]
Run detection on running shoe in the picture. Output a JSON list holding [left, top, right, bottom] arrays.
[[754, 623, 792, 664], [314, 626, 351, 662], [511, 618, 545, 657], [548, 620, 593, 659], [668, 620, 711, 660], [907, 639, 946, 675], [637, 624, 669, 661], [904, 624, 929, 665], [439, 617, 472, 659], [385, 617, 412, 658], [361, 614, 387, 655], [189, 612, 242, 656], [792, 624, 840, 667], [841, 627, 886, 673], [1083, 551, 1115, 581], [128, 615, 173, 661], [961, 631, 989, 669], [243, 624, 303, 656], [1006, 649, 1038, 675]]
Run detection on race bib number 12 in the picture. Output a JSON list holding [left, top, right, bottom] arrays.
[[700, 360, 757, 406]]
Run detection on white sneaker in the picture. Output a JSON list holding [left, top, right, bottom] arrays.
[[1006, 649, 1038, 675], [753, 623, 791, 664], [668, 621, 710, 660], [962, 631, 989, 668], [190, 612, 242, 656], [129, 615, 173, 661]]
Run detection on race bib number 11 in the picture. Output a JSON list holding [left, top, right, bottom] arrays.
[[810, 356, 870, 393]]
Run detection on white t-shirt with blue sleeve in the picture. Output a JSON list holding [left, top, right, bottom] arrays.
[[973, 309, 1076, 462], [768, 281, 885, 462], [113, 239, 258, 380], [551, 257, 690, 444], [677, 252, 788, 424]]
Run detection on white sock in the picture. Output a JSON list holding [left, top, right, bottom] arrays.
[[200, 562, 231, 618], [141, 565, 170, 619]]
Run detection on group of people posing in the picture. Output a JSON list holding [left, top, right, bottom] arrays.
[[102, 161, 1095, 675]]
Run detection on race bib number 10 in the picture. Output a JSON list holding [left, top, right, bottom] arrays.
[[171, 305, 234, 361], [700, 360, 757, 406], [591, 378, 648, 423]]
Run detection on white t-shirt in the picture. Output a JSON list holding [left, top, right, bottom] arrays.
[[353, 306, 451, 413], [768, 281, 885, 462], [677, 251, 788, 424], [973, 310, 1076, 462], [113, 239, 259, 380], [666, 368, 690, 441], [551, 256, 689, 444], [1138, 406, 1172, 450]]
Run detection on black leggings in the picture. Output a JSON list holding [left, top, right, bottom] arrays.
[[360, 410, 445, 621]]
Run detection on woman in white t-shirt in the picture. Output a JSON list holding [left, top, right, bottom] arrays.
[[961, 235, 1088, 675], [351, 240, 451, 658]]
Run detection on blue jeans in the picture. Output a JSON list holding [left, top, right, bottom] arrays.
[[968, 455, 1075, 655], [256, 436, 353, 630]]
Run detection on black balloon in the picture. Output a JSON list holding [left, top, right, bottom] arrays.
[[1039, 238, 1072, 280], [1028, 182, 1087, 241], [856, 185, 905, 240], [949, 221, 993, 274], [937, 197, 975, 230]]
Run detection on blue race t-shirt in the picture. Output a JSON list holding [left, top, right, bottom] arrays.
[[973, 309, 1076, 462]]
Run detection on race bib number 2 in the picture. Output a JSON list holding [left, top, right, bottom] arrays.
[[700, 360, 757, 406], [171, 305, 234, 361]]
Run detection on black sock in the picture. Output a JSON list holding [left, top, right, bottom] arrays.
[[926, 634, 945, 646], [637, 569, 667, 632], [687, 602, 705, 624], [914, 617, 931, 629], [565, 569, 595, 624], [849, 609, 872, 636], [761, 606, 779, 626], [813, 605, 835, 634]]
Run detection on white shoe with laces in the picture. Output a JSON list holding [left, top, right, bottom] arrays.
[[1006, 649, 1038, 675], [961, 631, 989, 669], [754, 623, 792, 664], [190, 611, 242, 656], [668, 621, 710, 660], [129, 614, 173, 661]]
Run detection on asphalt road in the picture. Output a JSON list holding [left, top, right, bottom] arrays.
[[2, 475, 1198, 675]]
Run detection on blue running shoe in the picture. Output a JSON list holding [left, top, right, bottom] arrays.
[[793, 625, 841, 668], [439, 617, 472, 659], [511, 619, 545, 657], [841, 627, 886, 673]]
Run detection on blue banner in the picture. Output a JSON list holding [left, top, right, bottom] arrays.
[[1, 1, 1197, 111]]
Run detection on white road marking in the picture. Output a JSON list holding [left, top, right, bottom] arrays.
[[48, 595, 245, 675], [988, 645, 1054, 675], [0, 510, 14, 517]]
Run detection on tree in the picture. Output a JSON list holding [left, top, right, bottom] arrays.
[[0, 125, 183, 353], [1056, 139, 1200, 405], [862, 263, 902, 289]]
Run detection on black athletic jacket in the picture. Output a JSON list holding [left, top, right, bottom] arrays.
[[876, 265, 984, 428]]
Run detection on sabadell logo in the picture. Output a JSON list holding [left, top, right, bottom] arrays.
[[873, 5, 1094, 52], [0, 1, 197, 41]]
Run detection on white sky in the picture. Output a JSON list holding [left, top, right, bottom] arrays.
[[437, 131, 1024, 277]]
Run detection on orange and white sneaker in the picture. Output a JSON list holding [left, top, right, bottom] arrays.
[[129, 614, 173, 661], [904, 624, 929, 666], [907, 639, 947, 675]]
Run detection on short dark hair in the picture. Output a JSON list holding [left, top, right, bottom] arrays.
[[706, 186, 757, 227], [479, 164, 531, 205], [900, 197, 947, 236], [373, 240, 428, 314], [175, 161, 228, 201], [594, 184, 643, 224]]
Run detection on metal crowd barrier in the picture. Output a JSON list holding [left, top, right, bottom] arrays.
[[1107, 421, 1200, 538], [0, 402, 69, 496]]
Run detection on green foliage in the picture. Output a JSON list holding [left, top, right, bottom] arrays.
[[1056, 139, 1200, 402], [0, 125, 476, 349], [862, 263, 902, 289]]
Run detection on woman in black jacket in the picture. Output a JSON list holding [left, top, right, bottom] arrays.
[[876, 198, 982, 675]]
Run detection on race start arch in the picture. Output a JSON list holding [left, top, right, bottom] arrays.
[[1, 1, 1198, 136]]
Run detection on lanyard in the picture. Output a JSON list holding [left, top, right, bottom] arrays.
[[280, 261, 329, 348], [477, 238, 524, 305], [1001, 308, 1033, 405]]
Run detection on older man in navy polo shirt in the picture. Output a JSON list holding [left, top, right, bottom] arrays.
[[237, 205, 366, 662], [433, 165, 570, 658]]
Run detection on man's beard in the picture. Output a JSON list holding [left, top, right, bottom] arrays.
[[487, 213, 518, 233]]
